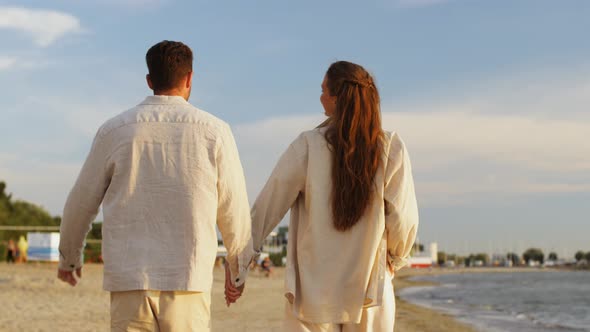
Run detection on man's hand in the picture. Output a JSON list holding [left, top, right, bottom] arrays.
[[57, 267, 82, 286], [224, 262, 244, 307]]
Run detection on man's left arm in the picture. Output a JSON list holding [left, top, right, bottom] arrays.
[[216, 125, 255, 293], [58, 131, 112, 286]]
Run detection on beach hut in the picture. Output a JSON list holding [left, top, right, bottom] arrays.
[[409, 256, 433, 268], [27, 232, 60, 261]]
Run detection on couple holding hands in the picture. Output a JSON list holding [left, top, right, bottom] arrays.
[[58, 40, 418, 332]]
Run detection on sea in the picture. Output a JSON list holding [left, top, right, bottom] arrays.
[[397, 270, 590, 332]]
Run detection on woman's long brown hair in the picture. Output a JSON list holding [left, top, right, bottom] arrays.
[[322, 61, 385, 232]]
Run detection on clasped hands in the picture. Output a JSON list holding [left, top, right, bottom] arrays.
[[58, 263, 244, 306], [224, 262, 245, 307]]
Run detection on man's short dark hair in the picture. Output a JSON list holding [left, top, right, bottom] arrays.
[[146, 40, 193, 91]]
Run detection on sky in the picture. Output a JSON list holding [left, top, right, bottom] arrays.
[[0, 0, 589, 258]]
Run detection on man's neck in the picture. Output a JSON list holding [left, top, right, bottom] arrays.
[[153, 90, 188, 101]]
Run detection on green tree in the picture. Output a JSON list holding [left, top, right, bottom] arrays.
[[84, 243, 103, 263], [0, 181, 60, 242], [87, 222, 102, 240], [575, 251, 585, 262], [548, 252, 558, 261], [456, 256, 466, 265], [585, 252, 590, 262], [277, 226, 289, 245], [466, 253, 489, 266], [523, 248, 544, 264], [474, 253, 489, 265], [437, 251, 447, 265], [411, 243, 425, 255], [0, 181, 12, 224], [506, 252, 520, 266], [269, 246, 287, 267]]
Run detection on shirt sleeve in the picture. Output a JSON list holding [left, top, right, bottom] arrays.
[[216, 125, 255, 287], [59, 130, 112, 271], [384, 134, 419, 272], [250, 133, 307, 255]]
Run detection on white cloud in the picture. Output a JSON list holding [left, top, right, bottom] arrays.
[[232, 67, 590, 208], [0, 154, 80, 215], [233, 110, 590, 207], [3, 66, 590, 214], [395, 0, 454, 8], [0, 56, 16, 70], [0, 56, 54, 71], [60, 102, 127, 137], [15, 95, 129, 138], [5, 109, 589, 214], [0, 7, 81, 47], [384, 110, 590, 174], [89, 0, 164, 7], [117, 0, 162, 4], [233, 114, 322, 199]]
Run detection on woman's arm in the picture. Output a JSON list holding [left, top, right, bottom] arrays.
[[384, 134, 419, 273], [251, 133, 308, 252]]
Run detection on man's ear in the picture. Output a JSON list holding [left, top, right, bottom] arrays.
[[146, 74, 154, 90], [185, 71, 193, 89]]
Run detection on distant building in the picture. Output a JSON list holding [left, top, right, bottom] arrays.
[[263, 231, 285, 254], [409, 256, 434, 268], [491, 254, 511, 267], [27, 232, 59, 262], [408, 242, 436, 268], [528, 260, 541, 267], [429, 243, 437, 263]]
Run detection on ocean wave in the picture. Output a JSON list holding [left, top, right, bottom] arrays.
[[398, 270, 590, 332]]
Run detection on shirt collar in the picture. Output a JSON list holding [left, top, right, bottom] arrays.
[[139, 95, 190, 105]]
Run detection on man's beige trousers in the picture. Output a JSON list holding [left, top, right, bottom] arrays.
[[110, 290, 211, 332], [283, 278, 395, 332]]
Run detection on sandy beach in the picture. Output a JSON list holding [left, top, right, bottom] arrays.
[[0, 263, 493, 331]]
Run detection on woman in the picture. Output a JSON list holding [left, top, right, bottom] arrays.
[[17, 235, 28, 263], [250, 61, 418, 331]]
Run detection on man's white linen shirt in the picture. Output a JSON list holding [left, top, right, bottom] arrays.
[[59, 95, 253, 292]]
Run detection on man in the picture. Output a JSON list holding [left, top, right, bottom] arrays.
[[58, 40, 252, 331]]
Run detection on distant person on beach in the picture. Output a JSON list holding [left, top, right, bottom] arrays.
[[261, 256, 273, 277], [17, 235, 28, 263], [229, 61, 419, 331], [6, 239, 16, 263], [58, 40, 254, 331]]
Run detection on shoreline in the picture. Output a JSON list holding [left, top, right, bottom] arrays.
[[392, 266, 549, 332], [0, 263, 560, 331], [394, 268, 476, 332]]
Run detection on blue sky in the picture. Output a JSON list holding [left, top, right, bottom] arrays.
[[1, 0, 589, 258]]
